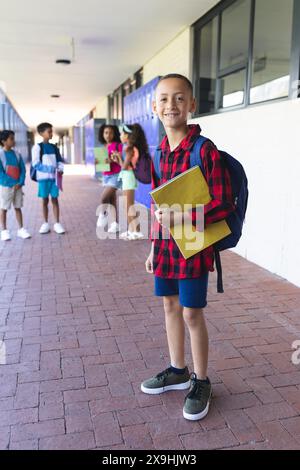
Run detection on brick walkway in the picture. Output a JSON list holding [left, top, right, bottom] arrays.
[[0, 166, 300, 450]]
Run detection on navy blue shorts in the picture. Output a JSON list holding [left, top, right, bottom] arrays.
[[154, 273, 209, 309]]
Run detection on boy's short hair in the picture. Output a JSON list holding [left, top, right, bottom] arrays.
[[0, 130, 15, 146], [37, 122, 53, 134], [156, 74, 194, 95]]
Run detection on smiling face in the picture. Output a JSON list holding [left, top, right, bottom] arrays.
[[153, 77, 196, 130]]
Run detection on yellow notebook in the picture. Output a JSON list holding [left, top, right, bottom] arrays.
[[150, 166, 231, 259]]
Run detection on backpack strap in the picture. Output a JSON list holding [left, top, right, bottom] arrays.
[[153, 148, 162, 179], [0, 149, 6, 169], [39, 143, 43, 163], [154, 135, 207, 179], [189, 135, 208, 171], [214, 249, 224, 293]]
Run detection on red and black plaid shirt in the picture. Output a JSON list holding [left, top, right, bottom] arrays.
[[151, 124, 234, 279]]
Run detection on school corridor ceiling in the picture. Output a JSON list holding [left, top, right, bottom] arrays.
[[0, 0, 218, 130]]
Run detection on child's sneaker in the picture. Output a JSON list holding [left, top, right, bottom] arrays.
[[108, 222, 120, 233], [17, 228, 31, 239], [97, 212, 108, 228], [1, 230, 11, 241], [141, 367, 190, 395], [183, 373, 212, 421], [128, 231, 145, 240], [39, 222, 50, 234], [119, 230, 132, 240], [54, 223, 65, 234]]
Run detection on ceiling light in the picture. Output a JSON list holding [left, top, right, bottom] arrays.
[[51, 94, 60, 98], [56, 59, 71, 65]]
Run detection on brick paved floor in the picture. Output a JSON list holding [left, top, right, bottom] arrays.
[[0, 166, 300, 450]]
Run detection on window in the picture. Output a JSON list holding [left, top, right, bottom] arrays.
[[219, 69, 246, 108], [197, 17, 218, 113], [220, 0, 250, 71], [250, 0, 294, 103], [194, 0, 298, 116]]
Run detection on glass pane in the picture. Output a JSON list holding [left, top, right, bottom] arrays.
[[220, 0, 251, 70], [198, 17, 218, 114], [250, 0, 293, 103], [219, 69, 246, 108]]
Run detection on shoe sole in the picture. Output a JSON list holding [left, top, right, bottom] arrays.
[[183, 392, 212, 421], [141, 380, 191, 395]]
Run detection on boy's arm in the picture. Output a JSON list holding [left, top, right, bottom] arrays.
[[55, 147, 64, 173], [17, 155, 26, 186], [190, 141, 235, 228], [32, 144, 42, 169]]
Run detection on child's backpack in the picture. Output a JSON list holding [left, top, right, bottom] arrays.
[[153, 135, 249, 293], [133, 152, 152, 184], [30, 143, 62, 182]]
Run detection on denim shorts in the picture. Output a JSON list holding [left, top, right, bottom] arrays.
[[154, 273, 209, 308], [103, 173, 122, 190]]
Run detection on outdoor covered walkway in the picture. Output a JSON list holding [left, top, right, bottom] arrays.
[[0, 168, 299, 450]]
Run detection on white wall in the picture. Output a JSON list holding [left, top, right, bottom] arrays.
[[95, 97, 108, 120], [143, 27, 192, 83], [190, 98, 300, 287]]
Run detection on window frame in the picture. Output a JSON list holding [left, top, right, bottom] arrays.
[[192, 0, 300, 117]]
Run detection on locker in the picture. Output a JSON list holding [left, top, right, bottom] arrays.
[[123, 76, 164, 208]]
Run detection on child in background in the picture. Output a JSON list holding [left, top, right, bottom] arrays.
[[32, 122, 65, 235], [0, 130, 31, 241], [112, 123, 148, 241], [96, 124, 122, 233]]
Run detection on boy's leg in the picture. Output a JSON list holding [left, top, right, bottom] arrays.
[[0, 209, 7, 230], [101, 186, 118, 222], [101, 186, 115, 206], [43, 197, 49, 222], [183, 308, 208, 379], [141, 280, 191, 395], [51, 197, 59, 223], [125, 189, 136, 231], [164, 295, 185, 369], [14, 208, 23, 229], [110, 189, 118, 222], [180, 276, 212, 421]]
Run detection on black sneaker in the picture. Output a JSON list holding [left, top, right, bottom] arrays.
[[141, 366, 190, 395], [183, 373, 212, 421]]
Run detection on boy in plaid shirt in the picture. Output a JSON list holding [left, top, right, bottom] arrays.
[[141, 74, 234, 421]]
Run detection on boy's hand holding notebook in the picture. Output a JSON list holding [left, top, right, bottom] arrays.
[[150, 166, 231, 259]]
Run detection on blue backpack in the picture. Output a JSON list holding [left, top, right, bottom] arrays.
[[153, 135, 249, 293]]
